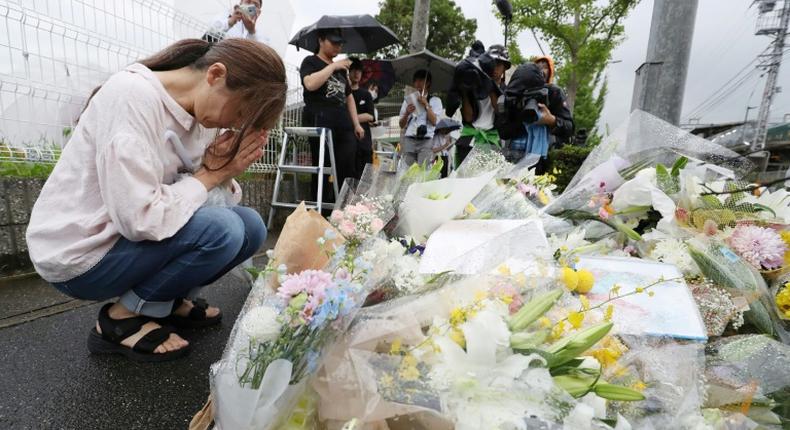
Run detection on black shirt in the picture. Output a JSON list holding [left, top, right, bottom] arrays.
[[352, 87, 374, 145], [300, 55, 353, 130]]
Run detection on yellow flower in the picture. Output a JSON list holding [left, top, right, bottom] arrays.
[[635, 287, 644, 294], [632, 380, 647, 392], [610, 284, 621, 296], [551, 320, 567, 340], [450, 307, 466, 326], [380, 373, 394, 388], [449, 327, 466, 348], [538, 316, 552, 328], [568, 311, 584, 329], [781, 231, 790, 246], [576, 270, 595, 294], [514, 273, 528, 288], [538, 190, 550, 205], [579, 295, 590, 311], [604, 304, 615, 322], [474, 290, 488, 302], [497, 264, 512, 276], [648, 291, 655, 297], [390, 338, 402, 355], [560, 267, 579, 291], [776, 286, 790, 317], [398, 354, 421, 381]]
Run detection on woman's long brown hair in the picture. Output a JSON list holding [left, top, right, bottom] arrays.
[[82, 38, 287, 170]]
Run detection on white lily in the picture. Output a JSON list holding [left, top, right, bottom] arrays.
[[745, 188, 790, 223]]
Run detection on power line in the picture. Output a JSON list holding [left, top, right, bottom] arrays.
[[684, 45, 776, 120]]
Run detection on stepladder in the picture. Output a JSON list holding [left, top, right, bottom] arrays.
[[267, 127, 339, 229]]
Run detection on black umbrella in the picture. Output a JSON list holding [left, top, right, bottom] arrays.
[[386, 49, 456, 93], [289, 15, 400, 54]]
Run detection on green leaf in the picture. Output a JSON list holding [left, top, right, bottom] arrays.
[[656, 164, 679, 194], [671, 156, 689, 176], [700, 195, 724, 209]]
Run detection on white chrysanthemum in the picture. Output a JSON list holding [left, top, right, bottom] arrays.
[[240, 305, 281, 342], [650, 238, 700, 276]]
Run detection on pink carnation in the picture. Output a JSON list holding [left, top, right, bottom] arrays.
[[277, 270, 334, 301], [727, 224, 787, 270], [339, 220, 356, 237], [330, 210, 344, 222], [370, 218, 385, 233]]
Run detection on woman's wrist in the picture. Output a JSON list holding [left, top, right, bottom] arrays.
[[194, 168, 223, 191]]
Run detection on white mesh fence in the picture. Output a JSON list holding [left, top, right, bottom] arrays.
[[0, 0, 302, 173]]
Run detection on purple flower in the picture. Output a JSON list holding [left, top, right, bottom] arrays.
[[727, 224, 787, 270]]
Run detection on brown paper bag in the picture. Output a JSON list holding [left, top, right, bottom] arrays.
[[272, 202, 344, 282], [189, 396, 213, 430]]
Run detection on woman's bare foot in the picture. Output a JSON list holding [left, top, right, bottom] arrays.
[[96, 302, 189, 354], [173, 299, 221, 319]]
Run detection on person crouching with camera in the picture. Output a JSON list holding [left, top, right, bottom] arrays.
[[497, 62, 573, 175], [398, 70, 443, 167]]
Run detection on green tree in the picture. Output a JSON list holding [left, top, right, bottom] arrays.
[[509, 0, 639, 141], [376, 0, 478, 61]]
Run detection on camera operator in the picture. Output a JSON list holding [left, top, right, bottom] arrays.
[[447, 43, 511, 167], [497, 62, 573, 174], [205, 0, 270, 45], [398, 70, 443, 167]]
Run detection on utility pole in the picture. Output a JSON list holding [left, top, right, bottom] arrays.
[[409, 0, 431, 53], [753, 0, 790, 150], [631, 0, 699, 125]]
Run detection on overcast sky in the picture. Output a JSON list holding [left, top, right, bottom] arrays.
[[281, 0, 790, 131]]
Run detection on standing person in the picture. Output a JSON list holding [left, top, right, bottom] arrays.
[[300, 28, 365, 201], [348, 58, 375, 178], [498, 62, 574, 174], [26, 38, 287, 361], [206, 0, 271, 46], [431, 119, 461, 178], [398, 70, 443, 167], [456, 44, 511, 166]]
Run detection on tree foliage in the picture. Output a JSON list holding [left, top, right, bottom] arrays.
[[510, 0, 639, 140], [376, 0, 478, 61]]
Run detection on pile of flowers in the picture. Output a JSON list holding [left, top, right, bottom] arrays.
[[209, 111, 790, 430]]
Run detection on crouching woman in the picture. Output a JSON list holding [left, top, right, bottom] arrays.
[[26, 38, 286, 362]]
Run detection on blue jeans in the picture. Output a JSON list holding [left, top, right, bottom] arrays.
[[53, 206, 266, 317]]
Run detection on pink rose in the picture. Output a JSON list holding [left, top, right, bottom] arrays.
[[330, 210, 344, 222]]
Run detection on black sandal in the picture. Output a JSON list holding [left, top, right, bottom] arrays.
[[157, 298, 222, 329], [87, 303, 190, 362]]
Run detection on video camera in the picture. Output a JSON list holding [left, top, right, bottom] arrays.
[[505, 86, 549, 124]]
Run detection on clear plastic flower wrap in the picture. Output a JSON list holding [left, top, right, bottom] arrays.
[[704, 335, 790, 428], [603, 336, 709, 428], [545, 110, 754, 216], [687, 236, 790, 343], [210, 265, 372, 430], [312, 275, 583, 429]]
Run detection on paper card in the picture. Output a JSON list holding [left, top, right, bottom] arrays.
[[419, 219, 549, 275], [575, 256, 707, 341]]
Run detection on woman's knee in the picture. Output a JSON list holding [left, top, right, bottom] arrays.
[[187, 206, 246, 253], [232, 206, 267, 250]]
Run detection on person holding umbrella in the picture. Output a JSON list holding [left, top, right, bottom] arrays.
[[398, 70, 444, 167], [348, 57, 376, 178], [300, 28, 365, 200]]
